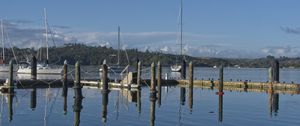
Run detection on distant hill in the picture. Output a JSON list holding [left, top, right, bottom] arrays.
[[3, 43, 300, 68]]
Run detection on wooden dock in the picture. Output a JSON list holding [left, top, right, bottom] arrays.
[[177, 80, 300, 94]]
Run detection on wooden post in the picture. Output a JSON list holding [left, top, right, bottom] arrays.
[[102, 63, 108, 91], [274, 60, 279, 83], [31, 56, 37, 80], [219, 65, 224, 93], [181, 60, 186, 79], [157, 61, 161, 87], [8, 60, 14, 94], [62, 60, 68, 97], [137, 61, 141, 88], [74, 61, 83, 98], [189, 62, 193, 87], [268, 67, 273, 83], [157, 61, 162, 107], [150, 62, 156, 97], [188, 61, 193, 112]]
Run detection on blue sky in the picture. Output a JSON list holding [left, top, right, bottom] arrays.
[[1, 0, 300, 58]]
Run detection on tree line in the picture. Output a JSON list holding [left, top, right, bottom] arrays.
[[2, 43, 300, 68]]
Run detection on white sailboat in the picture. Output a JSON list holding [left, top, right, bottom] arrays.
[[17, 8, 62, 74], [171, 0, 184, 72]]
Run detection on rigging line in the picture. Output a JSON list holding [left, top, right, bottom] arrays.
[[48, 88, 61, 116], [4, 26, 18, 64]]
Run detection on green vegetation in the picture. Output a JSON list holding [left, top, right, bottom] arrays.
[[3, 44, 300, 68]]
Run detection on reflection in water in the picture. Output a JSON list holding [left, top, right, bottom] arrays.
[[62, 79, 68, 115], [150, 94, 156, 126], [136, 90, 141, 114], [73, 96, 83, 126], [102, 91, 109, 123], [157, 85, 161, 107], [170, 72, 181, 80], [180, 87, 186, 106], [218, 95, 223, 122], [268, 91, 279, 117], [30, 88, 37, 110], [73, 83, 83, 126], [63, 96, 68, 115], [188, 86, 193, 112], [8, 93, 13, 122]]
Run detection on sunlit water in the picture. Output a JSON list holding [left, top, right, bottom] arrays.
[[0, 67, 300, 125]]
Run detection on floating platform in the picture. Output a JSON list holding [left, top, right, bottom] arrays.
[[177, 80, 300, 94]]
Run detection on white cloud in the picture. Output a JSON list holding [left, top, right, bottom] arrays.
[[6, 19, 300, 58], [261, 46, 300, 57], [160, 46, 169, 52]]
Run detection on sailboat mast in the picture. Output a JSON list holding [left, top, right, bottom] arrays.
[[0, 19, 4, 62], [180, 0, 183, 60], [117, 26, 120, 66], [44, 8, 49, 64]]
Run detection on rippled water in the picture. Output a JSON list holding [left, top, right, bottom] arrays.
[[0, 67, 300, 125]]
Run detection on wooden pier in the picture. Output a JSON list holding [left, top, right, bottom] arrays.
[[0, 58, 300, 95]]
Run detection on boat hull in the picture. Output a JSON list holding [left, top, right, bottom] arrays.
[[0, 65, 18, 72], [17, 67, 62, 74]]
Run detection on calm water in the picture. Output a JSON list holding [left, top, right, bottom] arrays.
[[0, 67, 300, 126]]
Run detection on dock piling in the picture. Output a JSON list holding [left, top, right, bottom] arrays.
[[219, 65, 224, 93], [137, 61, 141, 88], [181, 60, 186, 79], [62, 60, 68, 97], [150, 62, 156, 98], [157, 61, 161, 107], [189, 61, 193, 111], [274, 60, 279, 83], [31, 56, 37, 80], [74, 61, 83, 98], [102, 63, 109, 91], [8, 60, 14, 94], [269, 67, 273, 83], [157, 61, 161, 87]]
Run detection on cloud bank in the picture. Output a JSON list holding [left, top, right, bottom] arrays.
[[2, 20, 300, 58]]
